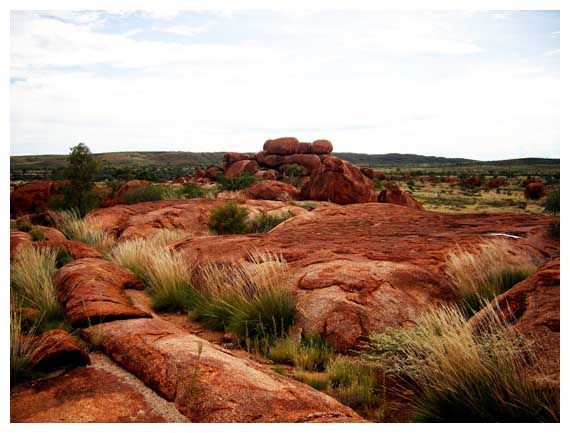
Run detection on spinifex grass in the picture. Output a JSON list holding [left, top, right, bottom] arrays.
[[365, 304, 559, 422], [49, 209, 115, 254], [444, 238, 541, 314]]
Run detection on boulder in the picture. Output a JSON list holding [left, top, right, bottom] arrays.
[[82, 318, 363, 422], [311, 139, 333, 154], [34, 226, 66, 242], [173, 203, 559, 351], [469, 258, 560, 387], [10, 230, 32, 260], [284, 154, 322, 173], [35, 239, 103, 259], [255, 151, 286, 168], [205, 166, 223, 181], [263, 137, 309, 155], [378, 187, 423, 210], [242, 180, 301, 201], [10, 357, 178, 422], [301, 156, 377, 205], [10, 181, 63, 217], [525, 182, 546, 200], [254, 169, 279, 180], [101, 180, 151, 207], [223, 152, 253, 168], [487, 177, 509, 188], [359, 167, 374, 178], [54, 258, 150, 327], [224, 160, 260, 178], [372, 170, 386, 180], [29, 329, 90, 371]]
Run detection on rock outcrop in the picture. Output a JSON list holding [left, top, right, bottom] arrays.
[[301, 156, 377, 205], [10, 230, 32, 260], [242, 180, 301, 201], [524, 182, 546, 200], [378, 187, 423, 210], [101, 180, 151, 207], [54, 258, 150, 327], [10, 181, 63, 217], [469, 257, 560, 387], [29, 329, 90, 371], [81, 318, 363, 422], [224, 159, 260, 178], [35, 239, 103, 260], [173, 203, 558, 351]]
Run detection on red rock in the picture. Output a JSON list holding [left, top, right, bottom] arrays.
[[469, 258, 560, 387], [205, 166, 223, 181], [10, 360, 175, 422], [10, 230, 32, 260], [223, 152, 253, 168], [525, 182, 546, 200], [462, 176, 482, 187], [101, 180, 152, 207], [34, 226, 66, 242], [298, 142, 312, 153], [35, 239, 102, 259], [173, 203, 558, 351], [378, 187, 423, 210], [301, 156, 377, 205], [263, 137, 303, 155], [10, 181, 63, 217], [254, 169, 279, 180], [360, 167, 374, 178], [372, 170, 386, 180], [82, 318, 363, 422], [242, 180, 301, 201], [311, 139, 333, 154], [255, 151, 286, 168], [29, 329, 90, 371], [224, 160, 260, 178], [284, 154, 322, 173], [54, 258, 150, 327], [487, 177, 509, 188]]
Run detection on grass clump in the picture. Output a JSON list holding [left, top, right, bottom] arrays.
[[190, 252, 296, 343], [10, 305, 44, 386], [268, 335, 335, 371], [55, 247, 74, 268], [365, 305, 559, 422], [10, 245, 63, 325], [122, 185, 165, 204], [49, 210, 115, 254], [445, 239, 540, 314], [216, 173, 258, 191], [325, 357, 377, 410], [208, 200, 249, 234], [29, 227, 45, 241], [14, 219, 32, 232], [249, 211, 291, 233], [182, 181, 206, 198]]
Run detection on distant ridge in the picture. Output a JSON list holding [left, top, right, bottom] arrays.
[[10, 151, 559, 181]]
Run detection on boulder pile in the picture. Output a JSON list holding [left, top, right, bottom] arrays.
[[221, 137, 377, 205]]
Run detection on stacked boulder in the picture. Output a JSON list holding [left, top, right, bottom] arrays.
[[222, 137, 377, 205]]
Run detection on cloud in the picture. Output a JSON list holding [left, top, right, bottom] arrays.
[[152, 24, 211, 37], [491, 13, 511, 21]]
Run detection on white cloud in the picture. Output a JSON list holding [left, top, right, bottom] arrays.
[[152, 24, 211, 37], [544, 48, 560, 57]]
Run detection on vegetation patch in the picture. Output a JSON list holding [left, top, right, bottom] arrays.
[[267, 335, 334, 371], [249, 211, 292, 233], [216, 173, 258, 191], [364, 305, 559, 422], [325, 357, 377, 410], [121, 185, 166, 204], [207, 200, 249, 234]]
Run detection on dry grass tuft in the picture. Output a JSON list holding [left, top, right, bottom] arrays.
[[365, 304, 559, 422], [444, 238, 542, 313], [49, 209, 115, 253]]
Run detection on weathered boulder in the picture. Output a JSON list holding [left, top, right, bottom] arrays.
[[301, 156, 377, 205], [224, 160, 260, 178], [82, 318, 363, 422], [263, 137, 311, 155], [242, 180, 301, 201], [173, 203, 559, 351], [255, 151, 286, 168], [254, 169, 279, 180], [34, 226, 67, 242], [101, 180, 151, 207], [311, 139, 333, 154], [359, 167, 374, 178], [35, 239, 103, 259], [10, 230, 32, 260], [10, 355, 179, 422], [284, 154, 322, 173], [29, 329, 90, 371], [525, 182, 546, 200], [487, 177, 509, 188], [223, 152, 253, 168], [469, 257, 560, 387], [54, 258, 150, 327], [378, 187, 423, 210], [10, 181, 63, 217], [205, 166, 223, 181]]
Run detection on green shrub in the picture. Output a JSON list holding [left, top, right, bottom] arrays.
[[544, 189, 560, 215], [29, 227, 45, 241], [216, 173, 258, 191], [55, 247, 74, 268], [182, 181, 206, 198], [249, 211, 291, 233], [122, 185, 165, 204], [207, 201, 249, 234], [325, 357, 377, 410], [14, 219, 32, 232], [267, 335, 335, 371]]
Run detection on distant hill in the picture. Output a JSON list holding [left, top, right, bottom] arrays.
[[10, 151, 559, 181]]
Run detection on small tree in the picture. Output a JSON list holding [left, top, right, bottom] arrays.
[[62, 143, 101, 216]]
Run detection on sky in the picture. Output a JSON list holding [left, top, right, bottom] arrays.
[[10, 10, 560, 159]]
